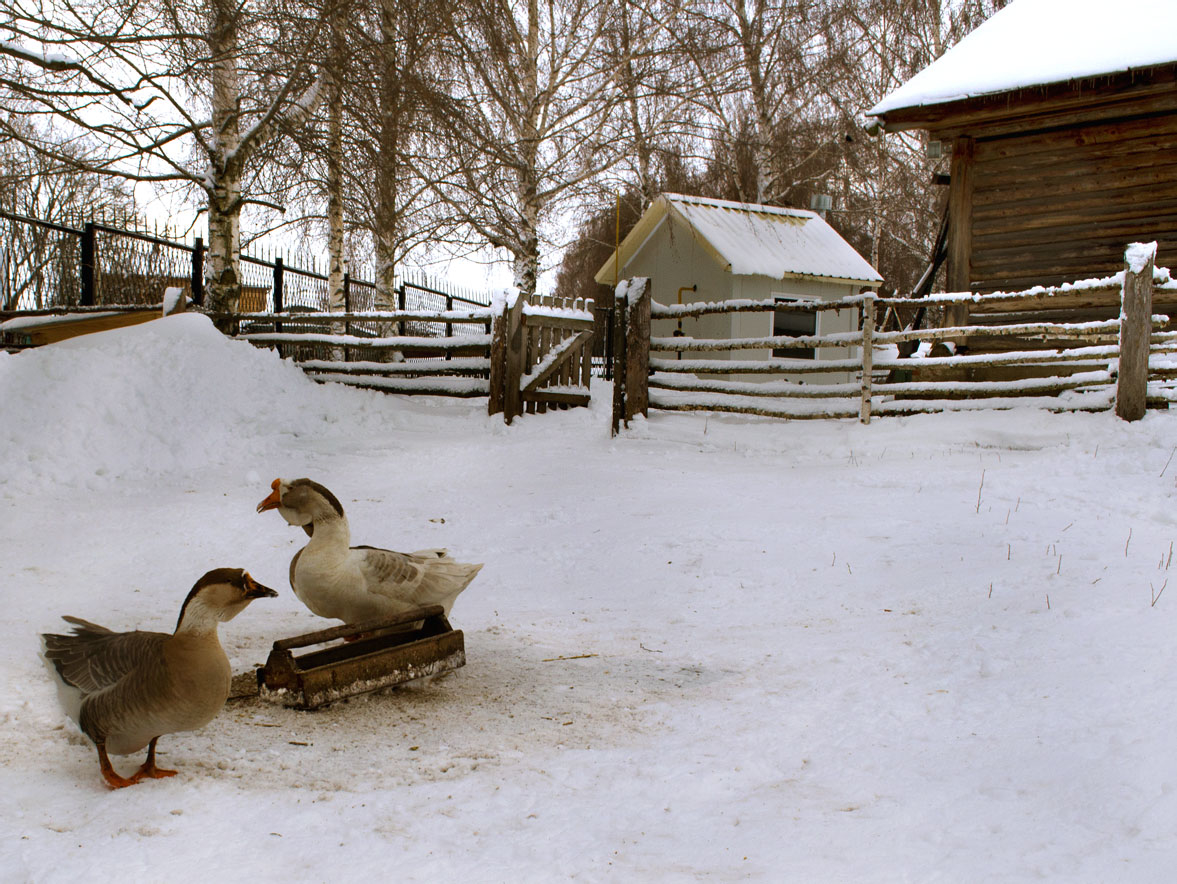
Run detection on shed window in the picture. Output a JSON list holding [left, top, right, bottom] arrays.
[[773, 297, 817, 359]]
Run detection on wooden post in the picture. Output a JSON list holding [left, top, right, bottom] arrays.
[[191, 236, 204, 306], [503, 293, 526, 424], [624, 278, 651, 423], [1115, 242, 1156, 422], [580, 297, 593, 392], [343, 271, 351, 363], [945, 136, 974, 343], [860, 294, 875, 424], [80, 222, 96, 306], [611, 290, 628, 436], [487, 299, 508, 416]]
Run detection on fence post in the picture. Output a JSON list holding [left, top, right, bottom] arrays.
[[503, 293, 526, 423], [273, 257, 284, 358], [397, 282, 406, 338], [191, 236, 204, 306], [860, 294, 875, 424], [273, 257, 284, 313], [1116, 242, 1156, 422], [343, 271, 351, 363], [611, 289, 628, 436], [488, 297, 508, 417], [624, 278, 651, 423], [80, 222, 96, 306]]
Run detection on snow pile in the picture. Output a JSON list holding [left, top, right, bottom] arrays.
[[871, 0, 1177, 116], [0, 313, 400, 496]]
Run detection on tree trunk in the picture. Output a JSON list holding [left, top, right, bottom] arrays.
[[512, 0, 542, 301], [205, 0, 243, 315], [374, 0, 402, 313], [735, 0, 773, 203], [326, 16, 346, 312]]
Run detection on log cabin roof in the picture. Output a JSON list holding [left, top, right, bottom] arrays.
[[593, 193, 883, 287], [870, 0, 1177, 127]]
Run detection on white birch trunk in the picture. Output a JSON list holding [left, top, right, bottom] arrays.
[[736, 0, 774, 204], [206, 0, 243, 315], [512, 0, 543, 300]]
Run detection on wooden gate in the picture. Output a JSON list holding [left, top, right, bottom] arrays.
[[488, 293, 596, 424]]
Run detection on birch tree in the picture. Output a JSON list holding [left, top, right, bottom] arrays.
[[434, 0, 620, 299], [603, 0, 705, 211], [0, 0, 331, 312], [669, 0, 840, 205]]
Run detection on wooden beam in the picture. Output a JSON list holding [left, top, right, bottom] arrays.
[[1116, 244, 1155, 421], [860, 295, 874, 424], [520, 331, 593, 393], [487, 301, 507, 416], [624, 278, 651, 422], [524, 389, 591, 406], [503, 294, 526, 423], [612, 288, 628, 436], [947, 136, 975, 294]]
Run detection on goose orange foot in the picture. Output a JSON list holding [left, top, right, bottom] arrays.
[[97, 742, 137, 789], [129, 738, 177, 783]]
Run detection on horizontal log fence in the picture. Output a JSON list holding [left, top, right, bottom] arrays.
[[225, 307, 492, 397], [612, 245, 1177, 433], [225, 293, 596, 420]]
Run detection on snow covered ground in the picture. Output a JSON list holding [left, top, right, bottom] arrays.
[[3, 313, 1177, 882]]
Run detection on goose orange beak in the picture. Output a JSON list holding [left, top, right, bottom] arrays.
[[257, 479, 282, 514]]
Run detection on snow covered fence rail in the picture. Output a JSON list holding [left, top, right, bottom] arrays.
[[228, 293, 598, 419], [612, 249, 1176, 431], [229, 307, 495, 397]]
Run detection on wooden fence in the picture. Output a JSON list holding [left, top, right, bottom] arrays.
[[231, 292, 595, 424], [488, 294, 596, 422], [613, 247, 1177, 433]]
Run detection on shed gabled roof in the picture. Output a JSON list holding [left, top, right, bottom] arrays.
[[593, 193, 882, 287], [870, 0, 1177, 120]]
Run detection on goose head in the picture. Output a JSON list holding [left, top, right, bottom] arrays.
[[257, 478, 346, 536], [174, 568, 277, 634]]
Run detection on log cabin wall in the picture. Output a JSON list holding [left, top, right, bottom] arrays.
[[883, 64, 1177, 294], [966, 111, 1177, 291]]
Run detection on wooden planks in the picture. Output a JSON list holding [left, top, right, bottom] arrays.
[[962, 113, 1177, 291]]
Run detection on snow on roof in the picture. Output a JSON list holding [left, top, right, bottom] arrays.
[[870, 0, 1177, 118], [595, 193, 882, 286]]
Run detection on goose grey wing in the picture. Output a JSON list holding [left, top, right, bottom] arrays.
[[354, 546, 480, 611], [353, 546, 428, 594], [42, 620, 168, 694]]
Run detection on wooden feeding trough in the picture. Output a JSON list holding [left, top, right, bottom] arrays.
[[257, 605, 465, 710]]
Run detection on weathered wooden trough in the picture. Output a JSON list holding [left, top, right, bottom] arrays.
[[256, 605, 465, 710]]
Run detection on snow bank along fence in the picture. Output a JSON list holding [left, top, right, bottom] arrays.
[[612, 245, 1177, 433], [232, 291, 596, 423]]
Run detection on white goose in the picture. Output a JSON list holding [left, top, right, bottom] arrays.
[[256, 478, 482, 624], [41, 568, 277, 789]]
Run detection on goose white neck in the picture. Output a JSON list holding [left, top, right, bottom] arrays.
[[309, 513, 351, 549], [174, 596, 232, 637]]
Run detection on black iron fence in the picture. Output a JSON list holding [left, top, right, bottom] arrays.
[[0, 209, 490, 322]]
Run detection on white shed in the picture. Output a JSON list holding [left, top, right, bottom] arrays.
[[594, 194, 882, 380]]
